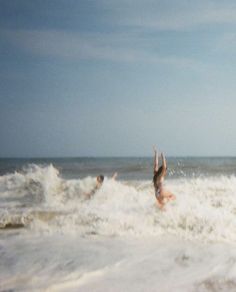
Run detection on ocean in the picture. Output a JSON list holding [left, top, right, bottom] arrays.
[[1, 157, 236, 291]]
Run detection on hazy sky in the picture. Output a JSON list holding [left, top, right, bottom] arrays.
[[1, 0, 236, 157]]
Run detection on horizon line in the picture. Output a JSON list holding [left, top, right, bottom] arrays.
[[1, 155, 236, 159]]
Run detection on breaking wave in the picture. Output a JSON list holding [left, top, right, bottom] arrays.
[[1, 164, 236, 242]]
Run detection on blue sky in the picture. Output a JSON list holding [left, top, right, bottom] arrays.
[[0, 0, 236, 157]]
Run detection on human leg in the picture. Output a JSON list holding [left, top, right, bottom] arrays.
[[162, 190, 176, 201]]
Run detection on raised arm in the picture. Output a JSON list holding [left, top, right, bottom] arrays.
[[112, 172, 118, 180], [153, 146, 158, 172], [160, 152, 167, 176]]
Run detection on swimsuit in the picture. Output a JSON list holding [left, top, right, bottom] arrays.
[[155, 181, 163, 198], [155, 187, 161, 199], [153, 172, 163, 199]]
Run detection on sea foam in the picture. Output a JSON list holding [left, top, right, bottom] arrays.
[[0, 164, 236, 242]]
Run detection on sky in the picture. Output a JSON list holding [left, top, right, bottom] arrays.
[[0, 0, 236, 157]]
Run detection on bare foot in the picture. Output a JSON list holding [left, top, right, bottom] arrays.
[[170, 194, 176, 200], [156, 201, 166, 211]]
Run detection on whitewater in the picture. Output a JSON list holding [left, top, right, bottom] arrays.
[[1, 158, 236, 291]]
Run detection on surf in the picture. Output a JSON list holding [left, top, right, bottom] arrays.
[[0, 164, 236, 242]]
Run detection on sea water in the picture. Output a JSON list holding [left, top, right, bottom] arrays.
[[1, 157, 236, 291]]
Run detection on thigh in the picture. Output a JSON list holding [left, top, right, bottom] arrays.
[[161, 189, 175, 199]]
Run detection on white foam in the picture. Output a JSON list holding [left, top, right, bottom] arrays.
[[1, 234, 236, 292], [2, 165, 236, 291], [1, 165, 236, 242]]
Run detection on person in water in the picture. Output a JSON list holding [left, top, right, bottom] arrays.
[[86, 175, 104, 198], [87, 172, 117, 198], [153, 147, 175, 209]]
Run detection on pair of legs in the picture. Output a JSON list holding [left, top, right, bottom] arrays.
[[156, 189, 176, 210]]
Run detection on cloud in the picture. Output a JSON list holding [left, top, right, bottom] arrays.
[[1, 29, 146, 62], [1, 28, 202, 70], [125, 8, 236, 31], [103, 0, 236, 31]]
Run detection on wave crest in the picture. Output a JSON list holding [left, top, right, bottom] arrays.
[[1, 164, 236, 242]]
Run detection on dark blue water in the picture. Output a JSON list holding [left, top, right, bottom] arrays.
[[0, 157, 236, 180]]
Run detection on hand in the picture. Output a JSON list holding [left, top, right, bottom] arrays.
[[112, 172, 118, 180], [153, 146, 157, 153]]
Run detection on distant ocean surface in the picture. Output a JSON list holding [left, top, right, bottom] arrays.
[[1, 157, 236, 291], [1, 156, 236, 179]]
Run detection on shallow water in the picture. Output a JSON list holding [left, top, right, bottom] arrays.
[[1, 234, 236, 291]]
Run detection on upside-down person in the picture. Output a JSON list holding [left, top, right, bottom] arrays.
[[153, 147, 176, 209]]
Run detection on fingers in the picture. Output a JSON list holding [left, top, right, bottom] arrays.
[[112, 172, 118, 180], [153, 146, 158, 153]]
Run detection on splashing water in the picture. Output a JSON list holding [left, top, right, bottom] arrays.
[[1, 164, 236, 242]]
